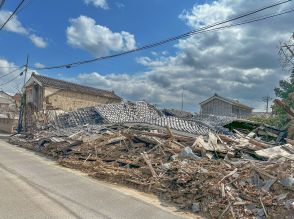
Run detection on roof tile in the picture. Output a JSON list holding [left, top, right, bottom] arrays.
[[32, 73, 121, 100]]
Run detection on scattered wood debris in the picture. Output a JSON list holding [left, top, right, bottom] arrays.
[[9, 121, 294, 218]]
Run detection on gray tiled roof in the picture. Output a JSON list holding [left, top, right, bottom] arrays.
[[32, 73, 121, 100]]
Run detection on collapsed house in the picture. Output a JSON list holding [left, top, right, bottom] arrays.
[[22, 73, 122, 129], [10, 100, 294, 218], [200, 93, 253, 117], [41, 101, 213, 136]]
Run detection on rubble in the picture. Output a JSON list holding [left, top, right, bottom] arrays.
[[9, 101, 294, 218], [53, 101, 213, 135]]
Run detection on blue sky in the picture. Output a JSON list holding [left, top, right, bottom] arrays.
[[1, 0, 202, 75], [0, 0, 294, 112]]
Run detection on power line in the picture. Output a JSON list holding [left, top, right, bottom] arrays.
[[0, 66, 24, 79], [14, 0, 34, 16], [0, 71, 23, 87], [32, 0, 293, 70], [0, 0, 25, 31], [0, 0, 5, 10], [33, 8, 294, 70], [0, 66, 21, 69]]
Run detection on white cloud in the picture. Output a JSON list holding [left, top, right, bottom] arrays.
[[84, 0, 108, 9], [73, 0, 293, 112], [0, 10, 47, 48], [29, 34, 47, 48], [66, 15, 136, 56], [0, 58, 33, 94], [179, 1, 234, 29], [33, 62, 45, 68], [0, 11, 28, 34]]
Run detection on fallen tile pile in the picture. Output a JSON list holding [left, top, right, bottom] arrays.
[[51, 101, 214, 135], [192, 114, 239, 129], [10, 122, 294, 218]]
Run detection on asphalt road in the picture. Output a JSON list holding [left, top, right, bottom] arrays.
[[0, 133, 187, 219]]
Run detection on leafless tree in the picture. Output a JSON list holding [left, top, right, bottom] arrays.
[[278, 32, 294, 71]]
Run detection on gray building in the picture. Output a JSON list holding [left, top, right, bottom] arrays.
[[199, 94, 253, 117]]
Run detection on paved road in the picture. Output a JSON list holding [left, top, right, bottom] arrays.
[[0, 133, 187, 219]]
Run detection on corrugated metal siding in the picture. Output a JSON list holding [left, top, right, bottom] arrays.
[[201, 98, 252, 117], [201, 99, 232, 116]]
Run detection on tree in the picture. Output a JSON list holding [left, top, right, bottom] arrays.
[[269, 33, 294, 128], [250, 33, 294, 128], [274, 68, 294, 100], [279, 33, 294, 71]]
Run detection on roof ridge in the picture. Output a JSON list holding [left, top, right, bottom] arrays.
[[31, 74, 121, 100], [33, 74, 114, 94]]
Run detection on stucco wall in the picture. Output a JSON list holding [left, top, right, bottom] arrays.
[[44, 87, 60, 97], [45, 89, 120, 111], [0, 118, 18, 133]]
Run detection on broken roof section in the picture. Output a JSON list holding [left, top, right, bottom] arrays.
[[26, 73, 122, 100], [199, 93, 253, 110]]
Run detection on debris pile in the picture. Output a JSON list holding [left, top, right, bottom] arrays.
[[51, 101, 214, 135], [10, 121, 294, 218], [193, 114, 240, 129]]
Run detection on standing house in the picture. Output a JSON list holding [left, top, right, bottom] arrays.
[[0, 91, 15, 112], [23, 73, 122, 128], [199, 94, 253, 117], [0, 91, 18, 133]]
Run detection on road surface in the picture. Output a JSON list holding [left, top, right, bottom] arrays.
[[0, 133, 188, 219]]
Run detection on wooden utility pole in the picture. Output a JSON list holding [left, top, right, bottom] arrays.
[[17, 55, 29, 133], [23, 54, 29, 86]]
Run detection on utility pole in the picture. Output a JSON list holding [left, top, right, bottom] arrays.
[[262, 96, 273, 113], [23, 54, 29, 86], [17, 55, 29, 133]]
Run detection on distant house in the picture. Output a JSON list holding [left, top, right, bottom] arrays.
[[23, 73, 122, 128], [0, 91, 15, 113], [0, 91, 18, 133], [199, 93, 253, 117], [24, 73, 122, 111]]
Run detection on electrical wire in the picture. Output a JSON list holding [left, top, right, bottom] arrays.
[[192, 8, 294, 37], [0, 71, 23, 87], [0, 66, 24, 79], [32, 0, 293, 70], [0, 66, 21, 69], [0, 0, 25, 31], [14, 0, 33, 16], [0, 0, 5, 10]]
